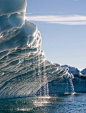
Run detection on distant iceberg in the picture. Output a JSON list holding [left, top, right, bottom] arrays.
[[0, 0, 72, 99], [81, 68, 86, 75]]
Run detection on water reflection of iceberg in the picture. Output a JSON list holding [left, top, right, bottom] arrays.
[[0, 0, 72, 99]]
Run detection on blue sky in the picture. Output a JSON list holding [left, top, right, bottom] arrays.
[[26, 0, 86, 70]]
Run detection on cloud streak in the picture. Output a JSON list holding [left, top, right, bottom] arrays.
[[26, 15, 86, 25]]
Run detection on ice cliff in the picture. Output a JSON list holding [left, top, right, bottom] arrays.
[[0, 0, 73, 99]]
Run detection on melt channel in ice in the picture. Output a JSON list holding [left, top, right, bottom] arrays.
[[0, 0, 73, 99]]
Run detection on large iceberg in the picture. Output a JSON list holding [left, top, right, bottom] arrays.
[[0, 0, 72, 99]]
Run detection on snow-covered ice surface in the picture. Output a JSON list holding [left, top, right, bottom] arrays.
[[61, 65, 82, 76], [0, 0, 72, 99]]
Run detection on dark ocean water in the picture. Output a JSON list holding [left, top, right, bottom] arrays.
[[0, 93, 86, 113]]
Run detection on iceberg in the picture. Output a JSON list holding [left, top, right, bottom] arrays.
[[81, 68, 86, 76], [43, 65, 86, 95], [0, 0, 73, 99], [0, 0, 86, 98]]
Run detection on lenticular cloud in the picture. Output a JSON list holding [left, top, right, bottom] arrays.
[[0, 0, 71, 99]]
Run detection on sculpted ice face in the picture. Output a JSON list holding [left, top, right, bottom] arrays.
[[0, 0, 38, 51], [0, 0, 71, 99], [0, 0, 26, 29], [0, 0, 26, 16]]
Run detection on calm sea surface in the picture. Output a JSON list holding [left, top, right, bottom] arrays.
[[0, 93, 86, 113]]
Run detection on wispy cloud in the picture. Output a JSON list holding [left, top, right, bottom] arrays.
[[74, 0, 78, 1], [26, 15, 86, 25]]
